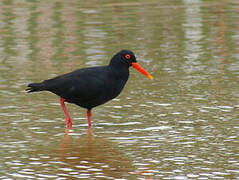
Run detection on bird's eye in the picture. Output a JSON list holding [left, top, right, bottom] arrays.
[[125, 54, 131, 59]]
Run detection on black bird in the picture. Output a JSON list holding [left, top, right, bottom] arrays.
[[26, 50, 153, 129]]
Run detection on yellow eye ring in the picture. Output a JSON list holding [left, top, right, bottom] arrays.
[[125, 54, 131, 59]]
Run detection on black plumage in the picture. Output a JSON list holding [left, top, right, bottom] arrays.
[[26, 50, 152, 128]]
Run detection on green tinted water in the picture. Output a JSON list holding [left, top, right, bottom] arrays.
[[0, 0, 238, 179]]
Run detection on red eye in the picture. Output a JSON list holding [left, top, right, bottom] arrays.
[[125, 54, 131, 59]]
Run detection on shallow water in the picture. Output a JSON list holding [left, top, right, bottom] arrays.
[[0, 0, 239, 179]]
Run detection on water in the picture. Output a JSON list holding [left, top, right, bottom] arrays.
[[0, 0, 239, 179]]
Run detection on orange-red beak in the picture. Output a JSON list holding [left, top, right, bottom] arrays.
[[132, 62, 153, 80]]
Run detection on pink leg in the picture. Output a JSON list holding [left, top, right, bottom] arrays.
[[60, 98, 72, 128], [87, 109, 92, 128]]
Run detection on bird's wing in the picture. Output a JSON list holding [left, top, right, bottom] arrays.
[[43, 67, 107, 102], [68, 75, 106, 102]]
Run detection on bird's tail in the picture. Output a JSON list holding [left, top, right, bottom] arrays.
[[26, 82, 46, 93]]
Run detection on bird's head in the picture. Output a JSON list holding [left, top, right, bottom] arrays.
[[111, 49, 153, 80]]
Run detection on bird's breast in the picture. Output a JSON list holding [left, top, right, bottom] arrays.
[[103, 78, 126, 101]]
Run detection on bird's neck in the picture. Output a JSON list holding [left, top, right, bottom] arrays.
[[109, 57, 129, 81]]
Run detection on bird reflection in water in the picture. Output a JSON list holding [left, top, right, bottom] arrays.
[[58, 127, 134, 179]]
